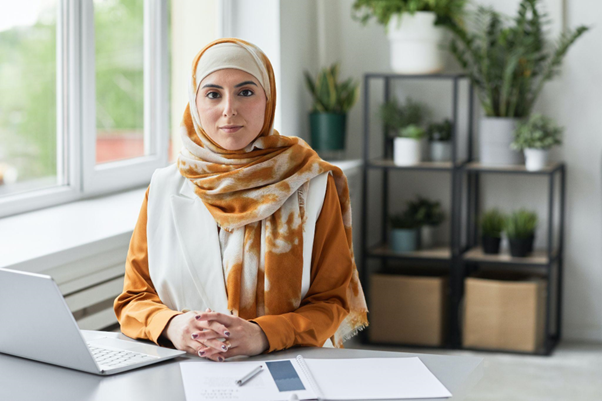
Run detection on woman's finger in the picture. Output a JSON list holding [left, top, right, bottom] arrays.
[[191, 329, 222, 342], [192, 320, 230, 338], [196, 336, 231, 353], [194, 311, 234, 326], [197, 345, 225, 362]]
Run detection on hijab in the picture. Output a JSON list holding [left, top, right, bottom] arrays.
[[176, 37, 368, 347]]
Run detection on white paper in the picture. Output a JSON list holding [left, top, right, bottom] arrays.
[[304, 356, 452, 400], [179, 360, 317, 401], [180, 356, 451, 401]]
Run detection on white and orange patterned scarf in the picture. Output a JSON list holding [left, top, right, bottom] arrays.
[[176, 38, 368, 347]]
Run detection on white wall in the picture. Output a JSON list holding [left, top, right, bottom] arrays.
[[231, 0, 283, 134], [170, 0, 218, 162], [325, 0, 602, 342], [216, 0, 602, 342], [279, 0, 319, 140]]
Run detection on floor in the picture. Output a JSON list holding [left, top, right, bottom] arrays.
[[346, 338, 602, 400]]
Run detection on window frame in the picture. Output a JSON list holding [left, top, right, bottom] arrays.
[[0, 0, 170, 219]]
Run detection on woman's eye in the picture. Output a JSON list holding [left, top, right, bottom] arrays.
[[205, 89, 253, 99]]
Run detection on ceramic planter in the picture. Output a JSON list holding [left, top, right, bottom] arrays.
[[309, 112, 347, 151], [524, 148, 549, 171], [479, 117, 523, 165], [391, 228, 418, 253], [508, 235, 535, 257], [481, 235, 501, 255], [420, 225, 436, 249], [394, 137, 422, 166], [386, 12, 445, 74], [429, 141, 451, 162]]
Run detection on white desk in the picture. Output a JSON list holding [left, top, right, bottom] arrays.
[[0, 330, 483, 400]]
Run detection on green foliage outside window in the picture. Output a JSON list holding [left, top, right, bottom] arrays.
[[0, 0, 145, 182]]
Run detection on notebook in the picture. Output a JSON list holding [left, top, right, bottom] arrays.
[[180, 354, 452, 400]]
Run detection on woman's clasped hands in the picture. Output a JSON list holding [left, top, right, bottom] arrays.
[[163, 308, 269, 362]]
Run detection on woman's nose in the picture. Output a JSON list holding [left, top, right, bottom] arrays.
[[222, 95, 237, 117]]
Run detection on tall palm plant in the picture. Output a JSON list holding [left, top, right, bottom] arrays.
[[447, 0, 588, 118]]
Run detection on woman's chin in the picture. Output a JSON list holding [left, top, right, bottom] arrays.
[[219, 140, 252, 151]]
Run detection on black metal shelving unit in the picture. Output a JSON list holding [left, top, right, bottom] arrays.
[[359, 72, 474, 351], [359, 71, 565, 356], [459, 162, 566, 356]]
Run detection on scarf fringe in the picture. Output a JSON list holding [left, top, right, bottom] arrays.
[[340, 323, 368, 344]]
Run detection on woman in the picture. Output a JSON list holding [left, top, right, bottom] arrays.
[[114, 38, 368, 363]]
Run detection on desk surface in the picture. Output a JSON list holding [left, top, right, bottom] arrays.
[[0, 330, 483, 401]]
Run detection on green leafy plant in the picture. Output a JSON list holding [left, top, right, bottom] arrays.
[[427, 119, 452, 141], [480, 208, 506, 238], [406, 196, 445, 226], [400, 124, 426, 139], [505, 209, 538, 239], [511, 113, 563, 150], [447, 0, 589, 118], [351, 0, 466, 32], [390, 210, 420, 229], [379, 97, 430, 138], [304, 61, 359, 114]]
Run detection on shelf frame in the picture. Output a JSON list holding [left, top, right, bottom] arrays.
[[460, 162, 566, 356], [359, 71, 566, 357], [360, 72, 474, 351]]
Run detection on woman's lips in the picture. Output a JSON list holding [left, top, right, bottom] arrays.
[[220, 126, 242, 133]]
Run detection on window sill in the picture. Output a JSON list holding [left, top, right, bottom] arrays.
[[0, 159, 362, 273], [0, 186, 148, 272]]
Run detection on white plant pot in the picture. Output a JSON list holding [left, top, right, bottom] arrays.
[[429, 141, 452, 162], [394, 137, 422, 166], [386, 12, 445, 74], [524, 148, 549, 171], [479, 117, 524, 166]]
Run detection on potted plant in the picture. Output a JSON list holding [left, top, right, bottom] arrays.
[[351, 0, 466, 74], [407, 196, 445, 249], [447, 0, 588, 165], [304, 61, 359, 155], [505, 209, 538, 257], [427, 119, 452, 162], [390, 210, 420, 253], [511, 114, 563, 171], [480, 208, 506, 255], [379, 97, 430, 165]]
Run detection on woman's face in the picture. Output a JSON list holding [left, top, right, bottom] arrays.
[[196, 68, 267, 151]]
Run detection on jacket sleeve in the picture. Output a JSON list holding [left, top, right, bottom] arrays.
[[113, 185, 184, 348], [249, 174, 353, 352]]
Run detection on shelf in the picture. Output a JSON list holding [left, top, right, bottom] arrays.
[[365, 72, 468, 80], [367, 244, 452, 261], [368, 159, 464, 171], [464, 162, 562, 175], [462, 247, 557, 266]]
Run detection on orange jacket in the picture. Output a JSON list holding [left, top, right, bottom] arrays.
[[114, 174, 353, 353]]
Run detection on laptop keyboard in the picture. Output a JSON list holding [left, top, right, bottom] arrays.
[[87, 343, 159, 369]]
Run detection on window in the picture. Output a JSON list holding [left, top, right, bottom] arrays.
[[0, 0, 170, 219], [94, 0, 145, 165], [0, 0, 227, 219], [0, 0, 60, 197]]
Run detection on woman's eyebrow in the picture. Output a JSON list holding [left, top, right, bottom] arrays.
[[201, 81, 258, 89]]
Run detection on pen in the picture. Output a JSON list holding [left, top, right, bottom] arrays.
[[235, 364, 263, 386]]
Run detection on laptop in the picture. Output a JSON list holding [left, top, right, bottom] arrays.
[[0, 267, 186, 376]]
